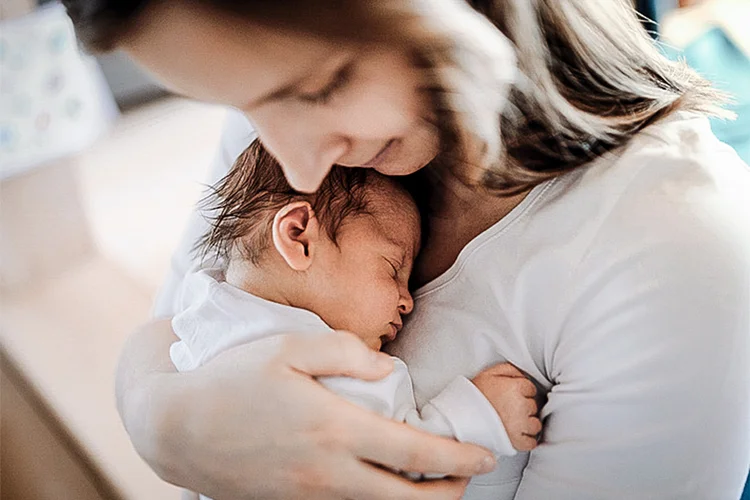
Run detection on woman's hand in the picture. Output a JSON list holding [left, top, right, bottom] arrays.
[[116, 320, 496, 500]]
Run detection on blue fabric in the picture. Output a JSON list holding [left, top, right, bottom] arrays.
[[663, 27, 750, 164], [742, 473, 750, 500]]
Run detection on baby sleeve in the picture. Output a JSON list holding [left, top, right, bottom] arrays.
[[319, 357, 516, 458]]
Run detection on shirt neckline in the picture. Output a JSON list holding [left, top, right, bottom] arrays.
[[412, 178, 558, 299]]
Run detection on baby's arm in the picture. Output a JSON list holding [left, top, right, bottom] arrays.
[[320, 359, 540, 459]]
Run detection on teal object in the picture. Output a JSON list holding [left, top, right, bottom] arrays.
[[662, 24, 750, 500], [664, 27, 750, 163]]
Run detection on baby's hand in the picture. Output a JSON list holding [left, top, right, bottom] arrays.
[[472, 363, 541, 452]]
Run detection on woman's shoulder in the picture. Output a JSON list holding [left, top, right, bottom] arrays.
[[529, 111, 750, 325], [548, 112, 750, 244], [609, 111, 747, 187], [538, 114, 750, 384]]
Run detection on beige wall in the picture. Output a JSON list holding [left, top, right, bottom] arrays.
[[0, 0, 34, 20]]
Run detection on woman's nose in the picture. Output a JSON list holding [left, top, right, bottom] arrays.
[[277, 137, 350, 193]]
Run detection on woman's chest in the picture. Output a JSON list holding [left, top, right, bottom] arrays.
[[412, 191, 529, 288], [387, 269, 546, 497], [388, 267, 553, 406]]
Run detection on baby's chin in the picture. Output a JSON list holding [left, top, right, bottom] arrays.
[[365, 337, 383, 351]]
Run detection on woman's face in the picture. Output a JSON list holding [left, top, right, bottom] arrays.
[[123, 2, 440, 192]]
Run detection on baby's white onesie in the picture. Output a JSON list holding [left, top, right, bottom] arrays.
[[170, 268, 516, 499]]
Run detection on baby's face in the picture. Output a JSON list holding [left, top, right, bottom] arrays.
[[310, 184, 421, 350]]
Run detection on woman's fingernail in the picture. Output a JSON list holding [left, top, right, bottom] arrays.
[[478, 455, 496, 474]]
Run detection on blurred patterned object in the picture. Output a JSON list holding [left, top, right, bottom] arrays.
[[0, 2, 118, 180]]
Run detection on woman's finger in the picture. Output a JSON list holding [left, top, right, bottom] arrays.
[[344, 408, 496, 477], [340, 460, 470, 500], [279, 331, 395, 380]]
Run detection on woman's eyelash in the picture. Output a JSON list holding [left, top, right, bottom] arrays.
[[298, 62, 353, 105]]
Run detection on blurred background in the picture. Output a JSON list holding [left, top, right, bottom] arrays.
[[0, 0, 747, 499]]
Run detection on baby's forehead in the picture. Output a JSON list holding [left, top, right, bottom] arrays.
[[360, 180, 421, 249], [364, 178, 418, 219]]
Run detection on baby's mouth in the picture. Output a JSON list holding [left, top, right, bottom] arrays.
[[383, 322, 401, 344]]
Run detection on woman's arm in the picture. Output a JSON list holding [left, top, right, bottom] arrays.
[[514, 155, 750, 499], [122, 110, 496, 498], [115, 320, 496, 500]]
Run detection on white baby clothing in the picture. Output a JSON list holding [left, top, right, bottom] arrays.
[[170, 268, 517, 499]]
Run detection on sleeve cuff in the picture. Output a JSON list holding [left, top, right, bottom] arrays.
[[428, 376, 517, 457]]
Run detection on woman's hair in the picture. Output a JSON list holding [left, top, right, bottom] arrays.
[[199, 139, 372, 265], [64, 0, 729, 193]]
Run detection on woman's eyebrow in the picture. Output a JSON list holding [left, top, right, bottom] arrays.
[[243, 71, 314, 110]]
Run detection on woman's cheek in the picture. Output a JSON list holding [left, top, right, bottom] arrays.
[[338, 76, 422, 137]]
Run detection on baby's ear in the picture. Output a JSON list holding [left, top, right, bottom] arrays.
[[272, 201, 320, 271]]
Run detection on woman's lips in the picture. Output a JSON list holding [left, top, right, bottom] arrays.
[[362, 139, 397, 169]]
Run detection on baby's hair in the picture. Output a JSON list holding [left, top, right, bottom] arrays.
[[197, 139, 372, 265]]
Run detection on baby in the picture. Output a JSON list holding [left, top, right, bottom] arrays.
[[171, 140, 540, 497]]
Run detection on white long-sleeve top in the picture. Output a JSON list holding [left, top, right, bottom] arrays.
[[170, 268, 516, 465], [157, 110, 750, 500]]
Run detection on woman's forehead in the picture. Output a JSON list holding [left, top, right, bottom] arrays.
[[121, 1, 351, 108]]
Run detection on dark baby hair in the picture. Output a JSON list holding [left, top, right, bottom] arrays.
[[197, 139, 374, 265]]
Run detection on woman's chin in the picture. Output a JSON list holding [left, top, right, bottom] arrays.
[[375, 156, 432, 176]]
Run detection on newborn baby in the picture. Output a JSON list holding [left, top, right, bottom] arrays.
[[170, 140, 541, 498]]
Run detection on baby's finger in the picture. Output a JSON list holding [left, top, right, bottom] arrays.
[[517, 378, 537, 397], [524, 417, 543, 437], [486, 363, 526, 378], [523, 398, 537, 416], [513, 434, 539, 452]]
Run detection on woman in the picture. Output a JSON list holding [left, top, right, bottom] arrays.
[[64, 0, 750, 498]]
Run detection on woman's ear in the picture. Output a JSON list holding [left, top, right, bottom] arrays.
[[272, 201, 320, 271]]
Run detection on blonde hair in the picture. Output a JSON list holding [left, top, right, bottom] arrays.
[[67, 0, 729, 192], [239, 0, 730, 192], [387, 0, 730, 192]]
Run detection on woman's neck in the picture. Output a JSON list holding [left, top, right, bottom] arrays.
[[411, 168, 530, 288]]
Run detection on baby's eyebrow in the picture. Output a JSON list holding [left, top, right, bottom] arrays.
[[394, 241, 410, 266]]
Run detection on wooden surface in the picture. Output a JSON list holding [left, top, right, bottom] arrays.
[[1, 351, 115, 500], [0, 97, 225, 499], [0, 259, 180, 499]]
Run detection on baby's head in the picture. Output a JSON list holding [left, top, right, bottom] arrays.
[[200, 139, 421, 350]]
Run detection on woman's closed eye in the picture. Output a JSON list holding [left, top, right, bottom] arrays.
[[297, 60, 354, 105]]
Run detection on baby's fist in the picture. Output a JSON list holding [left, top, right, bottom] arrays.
[[472, 363, 541, 452]]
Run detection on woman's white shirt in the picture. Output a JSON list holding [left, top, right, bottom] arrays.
[[155, 110, 750, 499]]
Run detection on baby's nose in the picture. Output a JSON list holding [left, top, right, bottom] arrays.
[[399, 292, 414, 315]]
